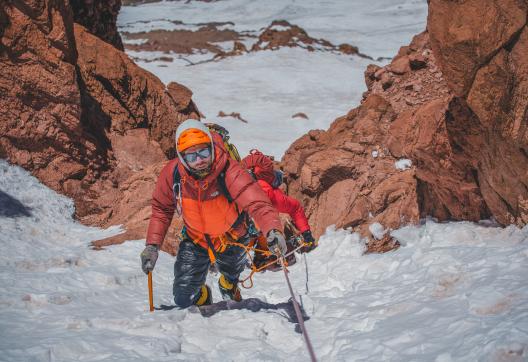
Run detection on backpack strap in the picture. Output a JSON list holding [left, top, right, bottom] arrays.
[[172, 164, 182, 216], [173, 160, 233, 204], [217, 160, 233, 203]]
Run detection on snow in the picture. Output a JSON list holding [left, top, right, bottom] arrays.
[[395, 158, 413, 170], [1, 160, 528, 361], [135, 47, 372, 158], [117, 0, 428, 159], [369, 222, 386, 239]]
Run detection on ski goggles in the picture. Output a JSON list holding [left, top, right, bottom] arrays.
[[182, 146, 212, 163]]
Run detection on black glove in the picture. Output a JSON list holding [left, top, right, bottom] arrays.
[[266, 229, 287, 256], [299, 230, 318, 253], [140, 244, 159, 274]]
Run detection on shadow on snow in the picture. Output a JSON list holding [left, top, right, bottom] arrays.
[[0, 190, 32, 218], [158, 297, 310, 333]]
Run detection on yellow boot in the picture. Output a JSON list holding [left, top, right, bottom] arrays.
[[218, 275, 242, 302]]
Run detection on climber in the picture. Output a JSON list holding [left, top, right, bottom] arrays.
[[140, 119, 287, 308], [241, 149, 318, 270]]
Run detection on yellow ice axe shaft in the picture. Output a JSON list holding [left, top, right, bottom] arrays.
[[148, 271, 154, 312]]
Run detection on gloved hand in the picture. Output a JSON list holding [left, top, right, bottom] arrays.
[[299, 230, 318, 253], [140, 244, 159, 274], [266, 229, 287, 256]]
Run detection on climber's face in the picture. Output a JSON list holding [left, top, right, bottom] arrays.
[[182, 144, 212, 171]]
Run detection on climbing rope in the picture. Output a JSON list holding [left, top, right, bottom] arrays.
[[277, 251, 317, 362], [222, 235, 308, 289], [222, 235, 318, 361]]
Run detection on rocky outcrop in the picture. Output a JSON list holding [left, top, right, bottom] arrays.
[[1, 1, 199, 254], [428, 0, 528, 227], [75, 24, 199, 160], [282, 1, 528, 242], [1, 0, 88, 196], [70, 0, 124, 50]]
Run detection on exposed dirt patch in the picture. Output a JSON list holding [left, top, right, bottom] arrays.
[[122, 20, 370, 62], [217, 111, 249, 123], [122, 24, 243, 54]]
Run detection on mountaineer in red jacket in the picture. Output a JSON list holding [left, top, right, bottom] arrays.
[[140, 120, 287, 308], [241, 150, 317, 269]]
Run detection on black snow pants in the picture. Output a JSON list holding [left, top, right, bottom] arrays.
[[173, 234, 250, 308]]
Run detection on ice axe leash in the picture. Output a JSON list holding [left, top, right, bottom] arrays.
[[148, 271, 154, 312], [275, 247, 318, 362]]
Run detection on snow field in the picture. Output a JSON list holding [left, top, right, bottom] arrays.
[[134, 47, 373, 158], [118, 0, 428, 159], [118, 0, 428, 60], [1, 161, 527, 361]]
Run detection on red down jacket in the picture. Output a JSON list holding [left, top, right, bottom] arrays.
[[146, 133, 283, 251], [257, 180, 310, 233]]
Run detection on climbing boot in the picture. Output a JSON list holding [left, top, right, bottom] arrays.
[[218, 274, 242, 302], [195, 284, 212, 306]]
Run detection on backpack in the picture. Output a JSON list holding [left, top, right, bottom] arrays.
[[204, 123, 241, 162], [241, 149, 284, 189]]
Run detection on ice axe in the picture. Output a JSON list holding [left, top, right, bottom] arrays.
[[148, 271, 154, 312]]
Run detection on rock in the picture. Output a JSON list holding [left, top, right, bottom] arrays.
[[429, 0, 528, 226], [74, 24, 200, 159], [1, 0, 89, 200], [252, 20, 314, 51], [428, 0, 527, 97], [233, 41, 247, 53], [365, 64, 382, 90], [292, 112, 309, 120], [390, 56, 411, 75], [217, 111, 248, 123], [365, 234, 400, 254], [374, 67, 386, 80], [70, 0, 124, 50], [380, 72, 394, 90], [90, 161, 182, 256], [409, 54, 427, 70], [167, 82, 194, 111], [338, 43, 359, 55], [282, 2, 528, 238]]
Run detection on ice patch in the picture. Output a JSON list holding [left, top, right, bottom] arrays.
[[122, 38, 148, 45], [395, 158, 412, 170]]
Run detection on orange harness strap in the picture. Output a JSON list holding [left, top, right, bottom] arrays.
[[222, 237, 309, 289]]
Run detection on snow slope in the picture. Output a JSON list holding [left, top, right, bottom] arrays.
[[3, 1, 527, 360], [1, 161, 527, 361], [118, 0, 428, 159]]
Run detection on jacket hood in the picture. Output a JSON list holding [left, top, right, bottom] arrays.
[[177, 132, 229, 184], [175, 119, 214, 171]]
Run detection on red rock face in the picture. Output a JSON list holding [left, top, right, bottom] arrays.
[[1, 1, 200, 250], [283, 2, 528, 241], [428, 0, 528, 226], [1, 0, 88, 195]]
